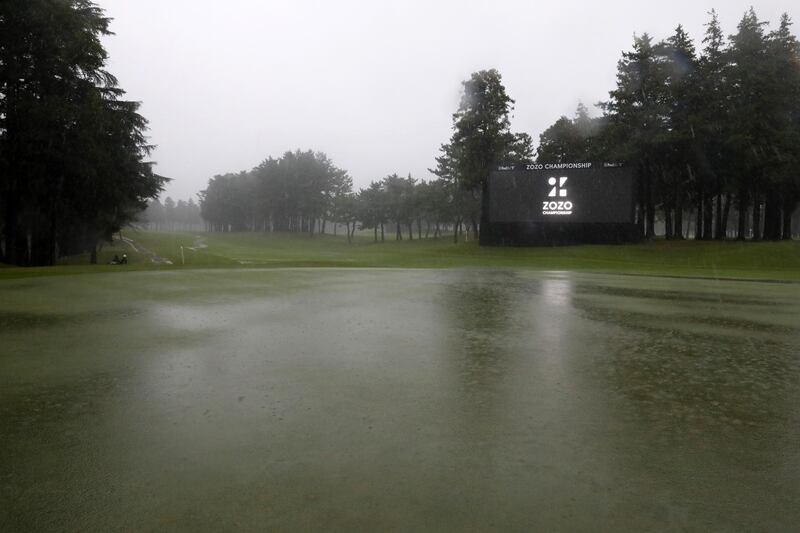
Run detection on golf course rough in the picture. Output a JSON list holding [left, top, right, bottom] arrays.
[[1, 268, 798, 531]]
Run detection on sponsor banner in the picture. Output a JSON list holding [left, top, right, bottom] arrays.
[[488, 165, 634, 224]]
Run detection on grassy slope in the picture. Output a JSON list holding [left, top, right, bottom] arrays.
[[2, 229, 799, 281]]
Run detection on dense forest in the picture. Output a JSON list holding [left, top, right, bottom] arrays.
[[0, 0, 167, 266], [198, 9, 799, 242], [539, 10, 800, 241]]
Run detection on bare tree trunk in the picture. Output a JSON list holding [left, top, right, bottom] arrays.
[[782, 195, 796, 240], [665, 207, 673, 240], [763, 191, 782, 240], [643, 164, 655, 239], [674, 207, 684, 240], [752, 190, 762, 241], [50, 209, 58, 266], [719, 193, 731, 239], [737, 191, 747, 241], [380, 223, 385, 242], [636, 203, 645, 236], [703, 192, 714, 240], [695, 192, 703, 240], [3, 191, 19, 265], [636, 172, 645, 236], [646, 204, 655, 240]]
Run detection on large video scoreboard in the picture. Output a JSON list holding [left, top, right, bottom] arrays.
[[481, 163, 641, 246]]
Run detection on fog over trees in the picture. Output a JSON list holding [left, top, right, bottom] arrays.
[[198, 9, 799, 242], [196, 71, 530, 243], [195, 154, 464, 243], [138, 197, 202, 232]]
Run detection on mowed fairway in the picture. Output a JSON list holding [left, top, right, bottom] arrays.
[[1, 266, 799, 531], [132, 230, 800, 280], [2, 230, 799, 281]]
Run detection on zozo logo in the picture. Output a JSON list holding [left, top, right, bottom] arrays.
[[542, 176, 573, 215], [548, 176, 568, 198]]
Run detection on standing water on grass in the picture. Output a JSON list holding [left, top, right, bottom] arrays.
[[1, 269, 798, 531]]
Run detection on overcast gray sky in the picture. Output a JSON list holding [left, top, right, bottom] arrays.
[[96, 0, 792, 201]]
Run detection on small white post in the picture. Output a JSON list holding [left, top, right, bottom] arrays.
[[180, 246, 185, 266]]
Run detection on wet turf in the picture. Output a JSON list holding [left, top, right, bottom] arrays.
[[4, 231, 800, 282], [1, 269, 798, 531]]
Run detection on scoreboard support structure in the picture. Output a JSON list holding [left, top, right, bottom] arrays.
[[480, 163, 642, 246]]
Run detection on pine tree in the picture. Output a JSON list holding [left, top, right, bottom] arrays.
[[659, 25, 699, 239], [726, 8, 772, 240], [434, 69, 531, 241], [602, 34, 668, 239], [764, 14, 800, 239]]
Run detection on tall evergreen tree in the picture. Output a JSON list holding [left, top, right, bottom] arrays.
[[695, 11, 733, 239], [0, 0, 166, 265], [659, 25, 699, 240], [726, 8, 772, 240], [602, 34, 668, 239], [764, 14, 800, 239], [433, 69, 532, 241]]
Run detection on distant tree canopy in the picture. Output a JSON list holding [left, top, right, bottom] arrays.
[[199, 150, 351, 234], [197, 151, 469, 243], [536, 103, 606, 164], [0, 0, 167, 265], [139, 197, 203, 231], [539, 9, 800, 240]]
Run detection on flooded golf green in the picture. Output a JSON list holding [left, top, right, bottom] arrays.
[[1, 269, 798, 531]]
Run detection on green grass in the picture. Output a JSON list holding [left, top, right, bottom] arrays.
[[1, 229, 799, 281]]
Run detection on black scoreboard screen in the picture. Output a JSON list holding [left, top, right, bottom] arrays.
[[488, 164, 635, 224]]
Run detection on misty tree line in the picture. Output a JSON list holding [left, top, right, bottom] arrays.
[[138, 197, 203, 231], [0, 0, 166, 266], [198, 150, 350, 234], [196, 69, 532, 243], [198, 9, 799, 243], [538, 9, 800, 240], [195, 150, 476, 242]]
